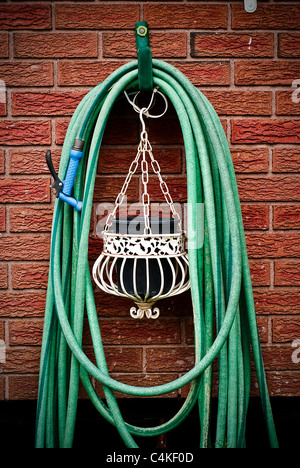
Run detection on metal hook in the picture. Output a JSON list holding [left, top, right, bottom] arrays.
[[124, 87, 168, 120], [139, 107, 147, 137]]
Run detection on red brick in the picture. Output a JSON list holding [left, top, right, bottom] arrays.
[[203, 90, 272, 116], [273, 148, 300, 173], [261, 346, 299, 371], [88, 238, 104, 261], [276, 91, 300, 116], [0, 321, 4, 341], [266, 371, 300, 397], [192, 32, 274, 58], [99, 318, 181, 345], [0, 101, 7, 117], [0, 120, 51, 146], [235, 60, 300, 86], [88, 235, 103, 261], [9, 319, 43, 346], [144, 4, 227, 29], [172, 61, 230, 86], [184, 318, 194, 346], [249, 260, 270, 287], [146, 347, 195, 372], [54, 119, 69, 145], [275, 261, 300, 286], [257, 316, 269, 343], [246, 233, 300, 259], [3, 0, 300, 403], [254, 290, 300, 315], [148, 176, 187, 202], [0, 150, 4, 174], [12, 263, 49, 290], [273, 317, 300, 343], [103, 32, 187, 58], [0, 291, 46, 318], [94, 290, 136, 318], [98, 146, 182, 174], [236, 177, 300, 202], [0, 177, 50, 203], [0, 33, 9, 58], [14, 32, 98, 58], [0, 264, 8, 290], [0, 62, 53, 87], [0, 204, 5, 234], [10, 207, 53, 233], [9, 148, 60, 175], [55, 4, 139, 29], [241, 204, 269, 230], [0, 4, 51, 30], [103, 119, 140, 145], [140, 118, 183, 146], [55, 118, 139, 146], [274, 205, 300, 230], [12, 91, 86, 117], [0, 207, 5, 232], [231, 147, 269, 173], [231, 119, 300, 145], [232, 4, 300, 30], [0, 234, 50, 261], [3, 348, 41, 374], [58, 60, 127, 86], [94, 176, 139, 204], [100, 347, 143, 373], [9, 375, 39, 400], [279, 33, 300, 58]]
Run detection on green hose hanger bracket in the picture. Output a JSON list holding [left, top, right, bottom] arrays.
[[135, 21, 153, 93]]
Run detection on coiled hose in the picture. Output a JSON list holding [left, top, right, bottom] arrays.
[[35, 59, 279, 449]]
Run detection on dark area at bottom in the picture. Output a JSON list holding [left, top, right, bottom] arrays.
[[0, 397, 298, 449]]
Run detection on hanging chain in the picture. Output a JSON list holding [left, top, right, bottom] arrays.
[[140, 128, 151, 235], [104, 141, 142, 232], [139, 124, 182, 234], [104, 89, 182, 234]]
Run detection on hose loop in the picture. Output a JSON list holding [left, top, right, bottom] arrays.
[[36, 59, 278, 449]]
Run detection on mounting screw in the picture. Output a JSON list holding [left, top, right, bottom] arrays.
[[137, 25, 147, 37]]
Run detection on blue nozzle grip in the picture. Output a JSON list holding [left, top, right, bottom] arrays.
[[59, 146, 84, 211], [62, 149, 83, 196], [59, 192, 83, 212]]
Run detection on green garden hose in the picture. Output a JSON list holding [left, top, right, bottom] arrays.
[[35, 59, 279, 449]]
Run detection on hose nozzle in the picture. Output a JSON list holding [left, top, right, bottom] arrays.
[[46, 139, 84, 212]]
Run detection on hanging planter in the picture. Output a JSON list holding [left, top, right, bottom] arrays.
[[93, 91, 190, 319]]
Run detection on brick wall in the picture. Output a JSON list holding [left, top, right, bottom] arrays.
[[0, 1, 299, 400]]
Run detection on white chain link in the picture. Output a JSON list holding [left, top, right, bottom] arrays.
[[104, 90, 182, 234]]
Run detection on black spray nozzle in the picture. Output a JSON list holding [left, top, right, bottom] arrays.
[[46, 150, 63, 197]]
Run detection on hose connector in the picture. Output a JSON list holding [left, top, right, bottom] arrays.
[[46, 139, 84, 212]]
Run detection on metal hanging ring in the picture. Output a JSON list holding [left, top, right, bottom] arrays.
[[124, 87, 168, 120]]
